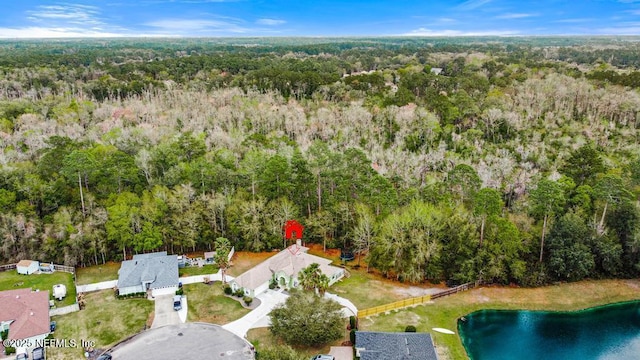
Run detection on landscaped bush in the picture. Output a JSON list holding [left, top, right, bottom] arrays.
[[223, 284, 233, 295], [349, 315, 357, 330], [405, 325, 417, 332], [243, 296, 253, 306], [350, 329, 356, 344], [4, 346, 15, 355], [175, 288, 184, 296], [116, 292, 146, 300], [234, 288, 245, 297], [0, 329, 8, 340], [269, 278, 277, 290]]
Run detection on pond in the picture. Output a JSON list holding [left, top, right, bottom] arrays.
[[458, 301, 640, 360]]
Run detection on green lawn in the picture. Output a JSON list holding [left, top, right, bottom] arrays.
[[359, 279, 640, 360], [185, 282, 250, 324], [0, 270, 77, 307], [48, 290, 153, 360], [76, 262, 120, 285], [331, 269, 442, 309], [247, 327, 346, 358], [178, 264, 219, 277]]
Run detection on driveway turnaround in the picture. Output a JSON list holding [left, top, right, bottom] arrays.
[[151, 294, 182, 328], [223, 289, 289, 337], [109, 323, 254, 360]]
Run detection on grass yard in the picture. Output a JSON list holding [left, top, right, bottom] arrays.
[[47, 289, 153, 360], [0, 270, 77, 307], [331, 269, 444, 309], [246, 327, 347, 357], [228, 251, 277, 277], [185, 282, 250, 324], [179, 264, 219, 277], [359, 279, 640, 360], [75, 262, 120, 285]]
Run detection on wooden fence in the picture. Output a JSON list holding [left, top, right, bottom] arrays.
[[52, 264, 75, 274], [0, 263, 74, 274], [0, 264, 17, 272], [357, 281, 480, 318]]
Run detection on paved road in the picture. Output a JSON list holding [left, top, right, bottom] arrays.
[[151, 294, 182, 328], [109, 323, 254, 360]]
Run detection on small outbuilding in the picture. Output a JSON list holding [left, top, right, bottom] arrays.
[[16, 260, 39, 275], [52, 284, 67, 301]]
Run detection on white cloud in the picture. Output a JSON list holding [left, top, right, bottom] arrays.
[[457, 0, 493, 10], [256, 18, 286, 26], [554, 18, 594, 23], [495, 13, 538, 19], [145, 19, 249, 33], [403, 27, 519, 36], [0, 27, 126, 38], [27, 4, 104, 26]]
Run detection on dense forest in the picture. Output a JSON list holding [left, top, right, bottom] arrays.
[[1, 37, 640, 287]]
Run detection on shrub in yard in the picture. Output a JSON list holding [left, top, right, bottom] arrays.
[[405, 325, 417, 332], [223, 285, 233, 295], [243, 296, 253, 306], [234, 288, 245, 297], [269, 279, 277, 290], [4, 346, 15, 355], [176, 288, 184, 296], [349, 315, 357, 330], [350, 329, 356, 344]]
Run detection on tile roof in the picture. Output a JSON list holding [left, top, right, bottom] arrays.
[[355, 331, 439, 360], [0, 289, 50, 340], [117, 252, 179, 290], [233, 245, 343, 290]]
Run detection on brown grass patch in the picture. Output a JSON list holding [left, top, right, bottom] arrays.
[[227, 251, 277, 276]]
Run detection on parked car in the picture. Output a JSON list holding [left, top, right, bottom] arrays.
[[173, 295, 182, 311], [15, 348, 28, 360], [32, 347, 45, 360], [96, 353, 112, 360], [310, 355, 335, 360]]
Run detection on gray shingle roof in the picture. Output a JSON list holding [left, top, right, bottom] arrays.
[[117, 252, 179, 290], [355, 331, 439, 360]]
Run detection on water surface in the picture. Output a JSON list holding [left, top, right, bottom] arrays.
[[458, 301, 640, 360]]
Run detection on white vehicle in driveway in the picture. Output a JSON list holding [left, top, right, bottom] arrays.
[[173, 295, 182, 311]]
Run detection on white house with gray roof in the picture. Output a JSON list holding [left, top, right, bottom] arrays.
[[117, 252, 179, 297]]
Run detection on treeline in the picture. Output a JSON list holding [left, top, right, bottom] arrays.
[[0, 39, 640, 287]]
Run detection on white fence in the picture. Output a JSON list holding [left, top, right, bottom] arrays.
[[50, 303, 80, 316], [76, 280, 118, 293], [325, 292, 358, 317]]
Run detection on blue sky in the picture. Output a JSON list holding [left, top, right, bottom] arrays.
[[1, 0, 640, 38]]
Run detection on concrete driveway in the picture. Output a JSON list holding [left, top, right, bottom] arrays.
[[151, 294, 182, 328]]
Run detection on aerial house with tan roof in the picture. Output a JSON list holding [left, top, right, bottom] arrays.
[[229, 240, 345, 297]]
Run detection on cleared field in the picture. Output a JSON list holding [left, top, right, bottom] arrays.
[[48, 289, 153, 360], [76, 262, 120, 285], [227, 251, 277, 277], [178, 264, 219, 277], [0, 270, 77, 307]]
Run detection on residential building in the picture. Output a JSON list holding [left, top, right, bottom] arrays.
[[0, 289, 50, 352], [355, 331, 439, 360], [229, 241, 344, 297], [117, 252, 179, 297]]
